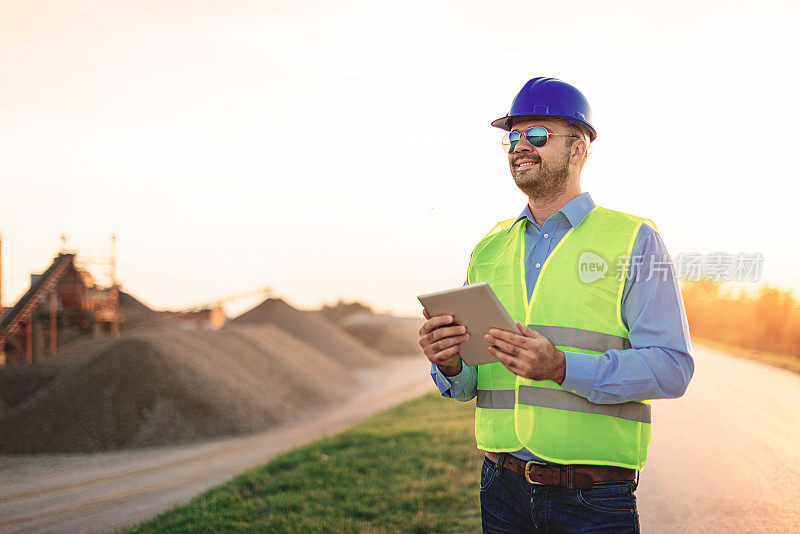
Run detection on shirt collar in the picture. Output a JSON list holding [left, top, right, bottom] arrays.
[[509, 192, 596, 232]]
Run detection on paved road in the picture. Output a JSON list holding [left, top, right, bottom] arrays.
[[1, 345, 799, 533], [637, 344, 800, 532]]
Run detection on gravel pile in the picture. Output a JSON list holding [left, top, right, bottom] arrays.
[[0, 294, 156, 411], [319, 301, 423, 355], [338, 311, 423, 355], [0, 293, 153, 411], [0, 325, 354, 453], [0, 335, 125, 409], [0, 364, 64, 409], [230, 298, 384, 367], [319, 301, 373, 324], [119, 291, 180, 330]]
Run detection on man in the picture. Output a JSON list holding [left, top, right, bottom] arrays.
[[418, 77, 694, 533]]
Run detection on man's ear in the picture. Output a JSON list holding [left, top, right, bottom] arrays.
[[571, 138, 589, 162]]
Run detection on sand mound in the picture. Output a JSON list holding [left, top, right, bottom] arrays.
[[0, 325, 355, 453], [339, 312, 423, 355], [230, 298, 384, 367]]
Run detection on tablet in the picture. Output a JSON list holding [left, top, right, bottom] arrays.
[[417, 282, 518, 366]]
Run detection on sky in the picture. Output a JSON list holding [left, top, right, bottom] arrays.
[[1, 0, 799, 317]]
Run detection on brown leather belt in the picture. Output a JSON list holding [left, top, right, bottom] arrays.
[[484, 451, 635, 491]]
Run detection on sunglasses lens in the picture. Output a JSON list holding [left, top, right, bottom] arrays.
[[525, 126, 548, 147], [502, 132, 520, 153]]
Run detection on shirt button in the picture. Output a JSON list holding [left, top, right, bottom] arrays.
[[535, 263, 541, 268], [543, 233, 549, 238]]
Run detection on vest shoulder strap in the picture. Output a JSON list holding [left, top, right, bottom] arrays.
[[483, 218, 517, 238], [469, 218, 517, 264], [591, 206, 657, 233]]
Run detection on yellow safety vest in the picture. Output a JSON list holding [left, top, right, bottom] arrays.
[[467, 205, 654, 469]]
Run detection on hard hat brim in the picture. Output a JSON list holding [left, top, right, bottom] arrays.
[[490, 116, 513, 131]]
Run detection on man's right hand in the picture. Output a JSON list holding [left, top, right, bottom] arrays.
[[418, 309, 470, 377]]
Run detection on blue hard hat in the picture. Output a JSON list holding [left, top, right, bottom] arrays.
[[491, 77, 597, 141]]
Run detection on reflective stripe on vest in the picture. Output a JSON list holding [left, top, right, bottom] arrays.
[[517, 386, 651, 424], [476, 325, 631, 410], [476, 389, 515, 409], [529, 324, 631, 352], [478, 386, 651, 422]]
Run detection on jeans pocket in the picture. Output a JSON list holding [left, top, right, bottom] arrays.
[[479, 456, 498, 492], [577, 481, 636, 514]]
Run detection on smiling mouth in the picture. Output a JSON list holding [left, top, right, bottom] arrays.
[[516, 161, 540, 168]]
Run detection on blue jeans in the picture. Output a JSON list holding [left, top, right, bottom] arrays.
[[480, 454, 640, 533]]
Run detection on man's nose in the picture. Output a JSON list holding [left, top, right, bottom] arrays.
[[512, 134, 535, 153]]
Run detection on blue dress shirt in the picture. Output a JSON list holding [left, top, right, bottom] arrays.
[[429, 192, 694, 463]]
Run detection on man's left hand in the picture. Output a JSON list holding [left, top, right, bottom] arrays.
[[484, 323, 567, 384]]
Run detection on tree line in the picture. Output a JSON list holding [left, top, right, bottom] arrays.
[[681, 281, 800, 358]]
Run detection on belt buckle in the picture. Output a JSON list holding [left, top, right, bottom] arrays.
[[524, 460, 549, 485]]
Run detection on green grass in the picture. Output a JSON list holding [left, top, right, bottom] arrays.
[[128, 392, 483, 533]]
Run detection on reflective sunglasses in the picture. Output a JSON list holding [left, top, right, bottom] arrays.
[[501, 126, 579, 153]]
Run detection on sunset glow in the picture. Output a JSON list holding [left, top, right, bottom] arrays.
[[2, 0, 798, 316]]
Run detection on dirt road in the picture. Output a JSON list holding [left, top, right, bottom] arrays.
[[2, 345, 799, 533]]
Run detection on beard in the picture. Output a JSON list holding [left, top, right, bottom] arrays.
[[509, 149, 571, 200]]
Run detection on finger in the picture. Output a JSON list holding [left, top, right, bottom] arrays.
[[419, 314, 454, 335], [428, 334, 469, 356], [484, 333, 524, 357], [430, 344, 461, 363], [516, 322, 541, 338], [487, 327, 527, 344], [488, 346, 517, 370], [428, 325, 467, 343], [422, 309, 431, 320], [428, 334, 469, 355]]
